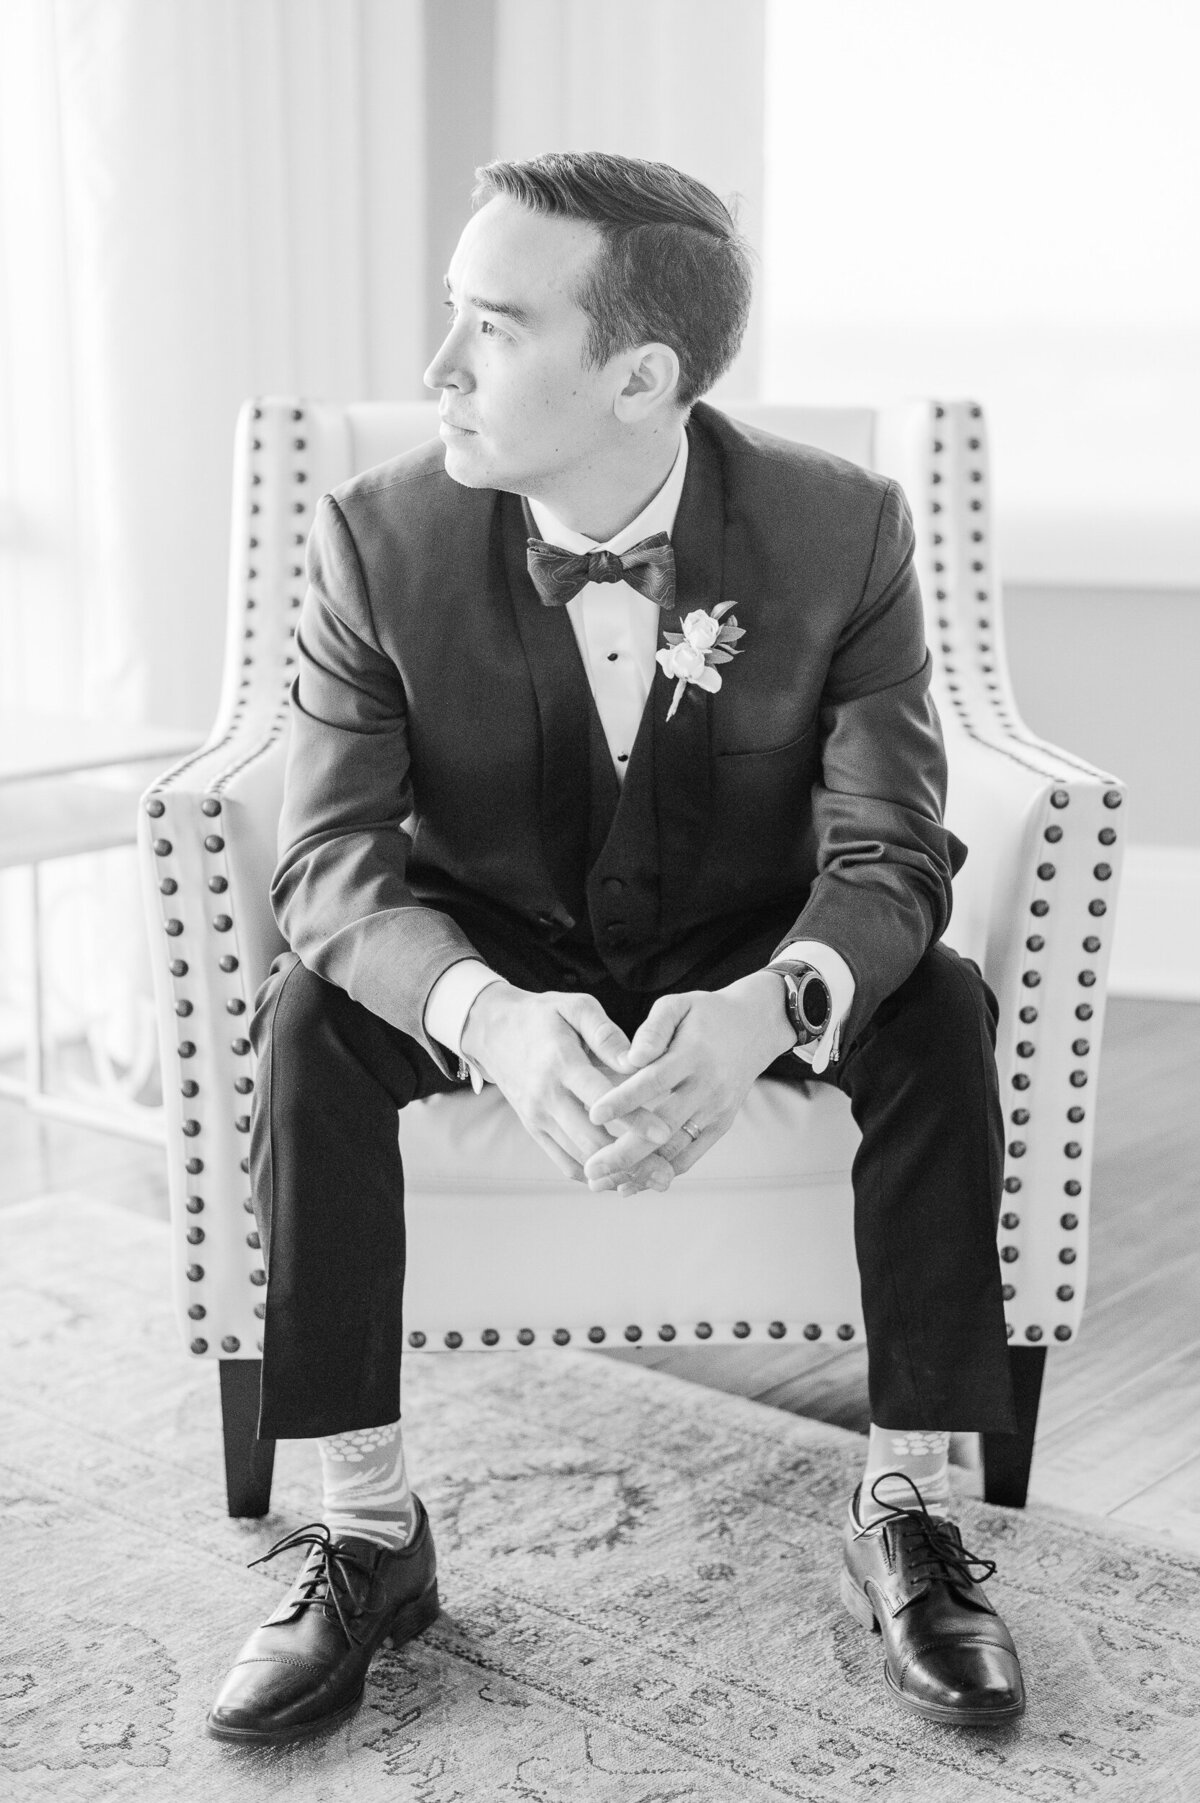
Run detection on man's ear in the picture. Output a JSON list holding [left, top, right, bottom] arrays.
[[613, 344, 681, 422]]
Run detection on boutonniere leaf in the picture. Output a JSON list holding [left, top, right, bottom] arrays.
[[655, 603, 745, 721]]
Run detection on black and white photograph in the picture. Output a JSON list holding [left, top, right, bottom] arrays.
[[1, 1, 1197, 1796]]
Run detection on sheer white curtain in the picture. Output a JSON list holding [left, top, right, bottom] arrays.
[[0, 0, 424, 1071], [1, 0, 425, 730]]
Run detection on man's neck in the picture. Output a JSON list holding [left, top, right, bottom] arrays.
[[525, 419, 685, 544]]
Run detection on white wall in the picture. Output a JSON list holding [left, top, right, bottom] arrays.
[[1004, 585, 1200, 849]]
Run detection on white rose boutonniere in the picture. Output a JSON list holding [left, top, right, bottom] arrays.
[[655, 602, 746, 721]]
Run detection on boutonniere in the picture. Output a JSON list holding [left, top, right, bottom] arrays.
[[655, 603, 746, 721]]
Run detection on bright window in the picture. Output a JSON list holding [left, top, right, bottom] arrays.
[[762, 0, 1199, 586]]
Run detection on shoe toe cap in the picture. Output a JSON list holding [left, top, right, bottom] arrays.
[[207, 1656, 335, 1737], [903, 1640, 1025, 1717]]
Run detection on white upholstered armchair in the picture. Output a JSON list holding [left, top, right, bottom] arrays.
[[139, 398, 1126, 1518]]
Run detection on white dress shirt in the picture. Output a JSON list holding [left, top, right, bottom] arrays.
[[424, 430, 854, 1083]]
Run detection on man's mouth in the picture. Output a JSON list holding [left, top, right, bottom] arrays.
[[440, 418, 477, 436]]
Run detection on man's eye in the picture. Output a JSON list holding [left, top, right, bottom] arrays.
[[442, 302, 505, 340]]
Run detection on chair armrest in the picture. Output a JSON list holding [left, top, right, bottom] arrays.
[[139, 720, 289, 1358], [875, 396, 1126, 1349], [943, 727, 1126, 1347]]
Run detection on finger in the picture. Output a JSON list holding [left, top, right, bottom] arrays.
[[546, 1094, 616, 1166], [589, 1058, 683, 1127], [605, 1105, 673, 1148], [560, 1062, 672, 1149], [531, 1129, 585, 1183], [583, 1132, 677, 1186], [583, 1134, 673, 1184], [616, 1170, 672, 1196], [653, 1120, 720, 1176], [557, 993, 632, 1072], [547, 1052, 672, 1166], [622, 995, 689, 1070], [547, 1044, 638, 1161], [562, 1052, 673, 1146], [591, 1153, 674, 1193], [551, 1084, 673, 1167], [582, 1129, 661, 1181]]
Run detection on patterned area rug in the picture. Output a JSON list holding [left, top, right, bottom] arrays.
[[2, 1194, 1198, 1803]]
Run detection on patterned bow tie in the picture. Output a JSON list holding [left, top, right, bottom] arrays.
[[526, 531, 676, 610]]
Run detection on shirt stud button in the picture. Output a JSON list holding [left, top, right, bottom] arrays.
[[607, 651, 618, 662], [617, 753, 628, 763]]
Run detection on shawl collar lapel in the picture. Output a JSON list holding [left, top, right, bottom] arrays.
[[501, 491, 594, 917], [612, 418, 724, 920]]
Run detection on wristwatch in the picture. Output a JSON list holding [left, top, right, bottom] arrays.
[[766, 959, 832, 1050]]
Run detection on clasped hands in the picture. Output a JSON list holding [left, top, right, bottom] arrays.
[[460, 974, 798, 1196]]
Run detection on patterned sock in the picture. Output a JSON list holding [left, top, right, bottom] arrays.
[[857, 1425, 952, 1524], [317, 1419, 418, 1550]]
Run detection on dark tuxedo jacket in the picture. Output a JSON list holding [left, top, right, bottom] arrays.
[[273, 401, 964, 1071]]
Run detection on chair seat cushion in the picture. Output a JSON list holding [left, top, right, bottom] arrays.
[[400, 1075, 860, 1196], [398, 1080, 865, 1340]]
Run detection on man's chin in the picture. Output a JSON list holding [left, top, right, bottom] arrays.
[[440, 435, 494, 489]]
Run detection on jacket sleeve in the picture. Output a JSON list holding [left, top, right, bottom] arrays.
[[774, 479, 965, 1047], [271, 492, 480, 1071]]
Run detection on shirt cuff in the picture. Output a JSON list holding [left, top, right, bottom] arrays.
[[423, 958, 505, 1093], [772, 939, 856, 1069]]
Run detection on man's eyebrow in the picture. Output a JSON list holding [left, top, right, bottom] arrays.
[[442, 274, 535, 328]]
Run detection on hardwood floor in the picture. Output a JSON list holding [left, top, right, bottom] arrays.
[[3, 998, 1198, 1548]]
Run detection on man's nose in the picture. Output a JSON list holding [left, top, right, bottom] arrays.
[[423, 328, 470, 394]]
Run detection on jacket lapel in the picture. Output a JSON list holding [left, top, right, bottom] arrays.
[[500, 492, 594, 920], [613, 418, 724, 921]]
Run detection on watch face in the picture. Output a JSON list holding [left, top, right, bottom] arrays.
[[797, 972, 830, 1033], [770, 961, 831, 1047]]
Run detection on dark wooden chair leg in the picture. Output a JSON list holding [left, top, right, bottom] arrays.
[[981, 1345, 1047, 1508], [219, 1358, 276, 1517]]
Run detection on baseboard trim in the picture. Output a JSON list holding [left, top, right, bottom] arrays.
[[1109, 845, 1200, 1001]]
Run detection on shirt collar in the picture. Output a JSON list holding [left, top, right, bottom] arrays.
[[527, 428, 689, 555]]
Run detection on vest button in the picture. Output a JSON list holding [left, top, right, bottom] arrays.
[[602, 877, 624, 895], [560, 970, 580, 988]]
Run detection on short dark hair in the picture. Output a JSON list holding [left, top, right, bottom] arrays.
[[472, 151, 753, 409]]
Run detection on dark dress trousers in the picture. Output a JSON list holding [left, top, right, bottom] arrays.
[[249, 402, 1016, 1440]]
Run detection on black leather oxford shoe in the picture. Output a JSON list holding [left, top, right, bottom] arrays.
[[206, 1499, 439, 1744], [840, 1478, 1025, 1727]]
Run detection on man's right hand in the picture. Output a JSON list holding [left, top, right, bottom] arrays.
[[460, 982, 676, 1190]]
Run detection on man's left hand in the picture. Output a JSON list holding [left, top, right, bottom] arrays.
[[584, 971, 795, 1192]]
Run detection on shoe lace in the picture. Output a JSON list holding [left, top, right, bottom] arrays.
[[858, 1472, 998, 1589], [247, 1522, 377, 1648]]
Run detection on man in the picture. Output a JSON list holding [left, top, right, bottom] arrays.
[[207, 151, 1024, 1744]]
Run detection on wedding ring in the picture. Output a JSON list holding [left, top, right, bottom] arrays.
[[680, 1118, 702, 1142]]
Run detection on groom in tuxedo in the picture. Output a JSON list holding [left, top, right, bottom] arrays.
[[207, 151, 1025, 1743]]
